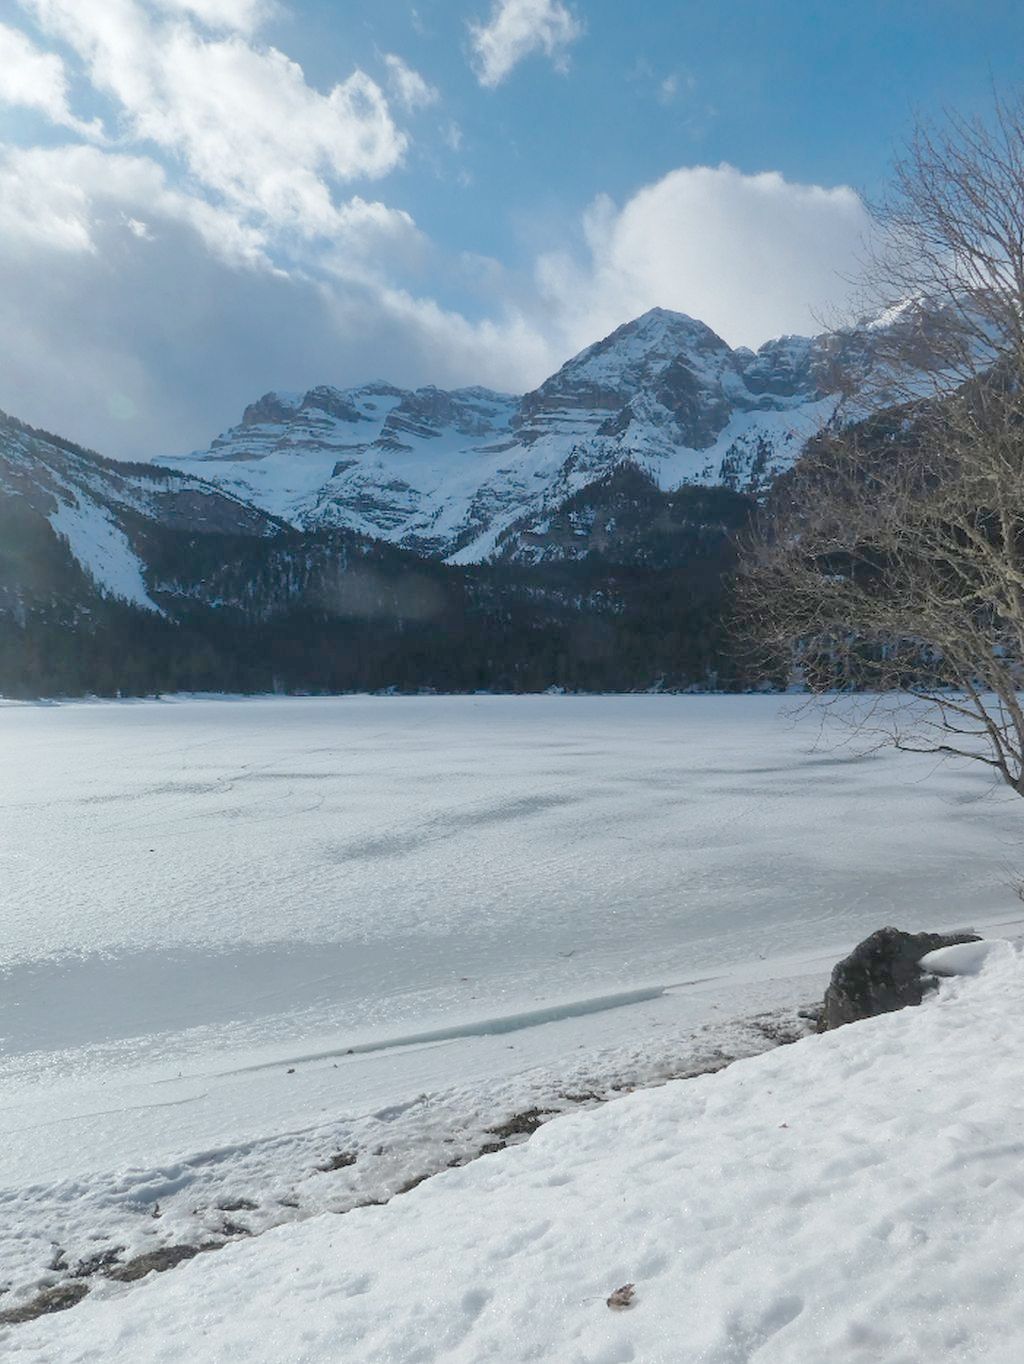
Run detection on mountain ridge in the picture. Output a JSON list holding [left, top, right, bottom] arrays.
[[159, 306, 897, 562], [0, 406, 745, 697], [0, 299, 959, 696]]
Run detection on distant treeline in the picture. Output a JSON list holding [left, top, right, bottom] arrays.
[[0, 560, 744, 698], [0, 468, 760, 698]]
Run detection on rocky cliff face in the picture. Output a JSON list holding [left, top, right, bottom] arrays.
[[162, 307, 907, 563], [490, 462, 753, 570]]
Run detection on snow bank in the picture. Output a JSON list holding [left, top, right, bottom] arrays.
[[919, 937, 1012, 977], [9, 940, 1024, 1362]]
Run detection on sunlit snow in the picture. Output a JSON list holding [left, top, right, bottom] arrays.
[[12, 935, 1024, 1362]]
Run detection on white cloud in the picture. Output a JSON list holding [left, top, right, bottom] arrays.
[[0, 22, 102, 137], [0, 146, 874, 462], [0, 143, 272, 265], [0, 139, 428, 289], [124, 216, 154, 240], [383, 53, 438, 111], [22, 0, 406, 234], [468, 0, 582, 88], [0, 132, 540, 456], [641, 68, 696, 108], [0, 8, 874, 468], [152, 0, 274, 32], [0, 177, 546, 460], [535, 163, 872, 355]]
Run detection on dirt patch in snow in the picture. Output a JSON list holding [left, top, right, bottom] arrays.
[[107, 1241, 226, 1283], [0, 1282, 90, 1325]]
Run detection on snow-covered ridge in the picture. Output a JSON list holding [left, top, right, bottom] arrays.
[[161, 306, 909, 562], [0, 410, 280, 612], [11, 936, 1023, 1361]]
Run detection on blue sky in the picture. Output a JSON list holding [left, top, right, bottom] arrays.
[[282, 1, 1024, 274], [0, 0, 1021, 457]]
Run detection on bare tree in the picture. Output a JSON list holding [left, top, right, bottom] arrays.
[[864, 94, 1024, 388], [738, 94, 1024, 794]]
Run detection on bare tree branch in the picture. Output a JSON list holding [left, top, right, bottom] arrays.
[[737, 93, 1024, 796]]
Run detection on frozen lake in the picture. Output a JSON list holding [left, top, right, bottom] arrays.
[[2, 694, 1021, 1060], [3, 693, 1024, 1311]]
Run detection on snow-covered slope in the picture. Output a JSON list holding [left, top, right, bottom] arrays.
[[0, 410, 281, 612], [163, 308, 897, 561], [10, 935, 1023, 1362]]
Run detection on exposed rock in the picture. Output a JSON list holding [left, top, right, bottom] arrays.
[[219, 1220, 252, 1238], [71, 1245, 125, 1278], [299, 386, 369, 425], [485, 1107, 556, 1141], [821, 927, 981, 1030], [241, 391, 300, 427], [395, 1172, 433, 1196]]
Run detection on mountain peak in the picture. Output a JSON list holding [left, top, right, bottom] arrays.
[[616, 307, 729, 345], [530, 309, 732, 408], [626, 304, 709, 328]]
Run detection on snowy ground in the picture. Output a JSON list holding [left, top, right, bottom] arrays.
[[10, 937, 1024, 1362], [2, 695, 1024, 1354]]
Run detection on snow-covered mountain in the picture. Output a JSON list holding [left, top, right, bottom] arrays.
[[163, 308, 888, 561], [0, 300, 965, 696], [0, 409, 279, 614], [1, 403, 747, 697]]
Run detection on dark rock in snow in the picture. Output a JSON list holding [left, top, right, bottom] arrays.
[[71, 1245, 125, 1278], [821, 927, 981, 1030], [395, 1171, 433, 1196], [485, 1107, 556, 1141], [219, 1220, 252, 1238]]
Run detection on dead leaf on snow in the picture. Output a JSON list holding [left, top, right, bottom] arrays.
[[606, 1283, 636, 1310]]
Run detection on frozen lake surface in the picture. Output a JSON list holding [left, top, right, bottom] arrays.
[[5, 694, 1021, 1051], [2, 694, 1024, 1319]]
